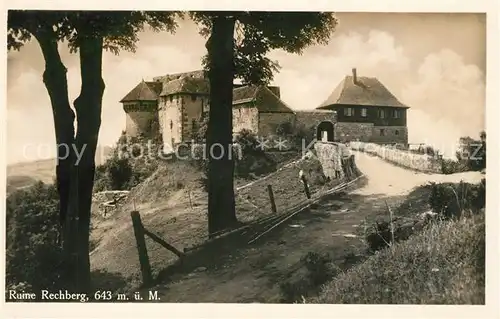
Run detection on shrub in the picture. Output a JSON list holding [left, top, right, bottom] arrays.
[[192, 116, 208, 142], [429, 180, 485, 219], [276, 122, 294, 137], [290, 124, 316, 150], [441, 158, 469, 175], [234, 129, 276, 178], [106, 156, 133, 190], [6, 181, 65, 293]]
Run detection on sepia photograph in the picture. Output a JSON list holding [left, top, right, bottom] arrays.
[[2, 4, 498, 318]]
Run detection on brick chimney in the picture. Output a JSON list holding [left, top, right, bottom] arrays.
[[352, 68, 358, 84]]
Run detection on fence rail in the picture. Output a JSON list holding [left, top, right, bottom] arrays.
[[130, 152, 361, 286]]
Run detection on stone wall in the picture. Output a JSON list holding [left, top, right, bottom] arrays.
[[335, 122, 373, 142], [181, 94, 209, 141], [350, 142, 442, 173], [233, 105, 259, 135], [370, 126, 408, 144], [313, 142, 351, 180], [158, 95, 182, 152], [295, 110, 337, 130], [124, 102, 158, 138], [258, 112, 296, 136]]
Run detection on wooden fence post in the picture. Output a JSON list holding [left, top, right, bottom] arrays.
[[130, 210, 153, 287], [301, 175, 311, 199], [267, 185, 278, 214]]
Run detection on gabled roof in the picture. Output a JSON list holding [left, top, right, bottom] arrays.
[[233, 85, 294, 113], [153, 70, 206, 83], [318, 75, 409, 109], [120, 80, 161, 103], [160, 76, 210, 96]]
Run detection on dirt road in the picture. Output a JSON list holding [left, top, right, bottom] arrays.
[[148, 151, 483, 303]]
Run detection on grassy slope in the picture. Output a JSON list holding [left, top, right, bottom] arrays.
[[88, 153, 338, 287], [312, 213, 485, 304]]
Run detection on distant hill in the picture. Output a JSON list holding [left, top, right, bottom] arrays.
[[6, 146, 113, 195]]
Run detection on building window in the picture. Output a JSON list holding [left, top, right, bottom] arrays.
[[393, 110, 401, 118], [380, 129, 385, 136], [344, 107, 354, 116], [169, 95, 173, 103], [395, 130, 399, 135], [192, 119, 197, 132], [191, 95, 197, 102], [361, 108, 367, 117], [379, 109, 385, 119]]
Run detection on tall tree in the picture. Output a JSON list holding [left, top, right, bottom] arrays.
[[7, 10, 178, 293], [190, 12, 337, 236]]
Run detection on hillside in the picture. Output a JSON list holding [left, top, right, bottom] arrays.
[[6, 146, 112, 195]]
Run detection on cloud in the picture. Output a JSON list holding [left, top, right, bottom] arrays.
[[269, 30, 411, 111], [402, 49, 485, 157]]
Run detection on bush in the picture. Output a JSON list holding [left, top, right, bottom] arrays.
[[290, 124, 316, 150], [192, 116, 208, 142], [276, 122, 294, 137], [106, 156, 133, 190], [234, 129, 276, 178], [429, 180, 485, 219], [6, 181, 65, 293], [441, 158, 469, 175]]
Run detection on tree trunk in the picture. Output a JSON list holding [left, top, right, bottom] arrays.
[[68, 35, 105, 293], [33, 29, 79, 289], [206, 15, 238, 237], [33, 30, 76, 236]]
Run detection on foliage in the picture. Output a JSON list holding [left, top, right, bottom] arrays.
[[456, 135, 486, 171], [234, 129, 276, 178], [291, 123, 316, 150], [8, 10, 178, 54], [441, 132, 486, 174], [6, 181, 65, 293], [192, 116, 209, 142], [276, 122, 294, 137], [190, 12, 337, 85], [429, 180, 486, 219], [93, 134, 164, 192]]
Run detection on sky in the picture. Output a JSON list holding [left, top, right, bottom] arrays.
[[6, 12, 486, 164]]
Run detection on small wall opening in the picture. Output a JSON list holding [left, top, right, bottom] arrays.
[[316, 121, 335, 142]]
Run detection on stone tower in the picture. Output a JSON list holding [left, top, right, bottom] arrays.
[[119, 80, 162, 139]]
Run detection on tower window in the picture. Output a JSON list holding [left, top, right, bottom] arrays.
[[361, 108, 367, 117], [395, 130, 399, 135]]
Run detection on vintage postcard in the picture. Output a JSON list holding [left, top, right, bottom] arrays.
[[2, 1, 499, 318]]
